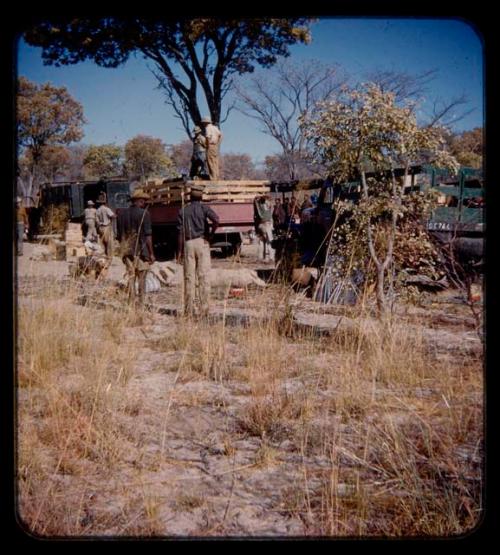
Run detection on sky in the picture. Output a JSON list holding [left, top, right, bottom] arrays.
[[16, 17, 484, 167]]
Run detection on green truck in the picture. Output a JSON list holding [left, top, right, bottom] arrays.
[[424, 166, 484, 262]]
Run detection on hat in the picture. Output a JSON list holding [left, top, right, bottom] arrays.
[[200, 116, 212, 124], [190, 184, 204, 199], [131, 189, 150, 200], [87, 200, 95, 206]]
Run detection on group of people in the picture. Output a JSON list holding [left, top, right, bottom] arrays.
[[271, 194, 314, 232], [83, 195, 117, 259], [252, 192, 316, 262], [115, 183, 218, 318], [189, 117, 223, 181]]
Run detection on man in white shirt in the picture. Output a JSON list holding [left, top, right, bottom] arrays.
[[84, 200, 98, 242], [200, 116, 223, 181], [96, 194, 116, 261]]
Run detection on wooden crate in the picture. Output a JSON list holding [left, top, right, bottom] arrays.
[[143, 180, 270, 205]]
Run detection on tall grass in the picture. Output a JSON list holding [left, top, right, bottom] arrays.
[[17, 280, 137, 536], [16, 266, 483, 537]]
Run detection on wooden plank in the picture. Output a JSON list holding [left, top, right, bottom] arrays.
[[185, 180, 270, 186]]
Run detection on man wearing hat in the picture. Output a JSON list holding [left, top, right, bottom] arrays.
[[96, 193, 116, 260], [117, 188, 155, 305], [177, 184, 219, 318], [83, 200, 98, 242], [200, 116, 222, 181], [189, 125, 209, 180]]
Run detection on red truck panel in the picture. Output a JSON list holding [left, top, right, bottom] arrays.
[[149, 201, 255, 232]]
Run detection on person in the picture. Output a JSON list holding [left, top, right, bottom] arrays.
[[289, 195, 300, 223], [189, 126, 209, 180], [16, 197, 28, 256], [254, 194, 274, 261], [177, 184, 219, 318], [200, 116, 223, 181], [300, 194, 313, 212], [283, 197, 290, 224], [272, 197, 286, 233], [96, 194, 116, 261], [84, 200, 98, 242], [116, 189, 156, 305]]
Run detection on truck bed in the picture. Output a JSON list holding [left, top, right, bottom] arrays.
[[149, 200, 255, 233]]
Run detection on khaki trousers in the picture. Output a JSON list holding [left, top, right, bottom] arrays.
[[123, 255, 149, 305], [257, 221, 274, 260], [183, 237, 211, 317], [99, 225, 114, 259], [85, 219, 98, 242], [206, 144, 220, 181]]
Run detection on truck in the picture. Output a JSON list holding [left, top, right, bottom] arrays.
[[37, 177, 270, 259], [141, 179, 271, 258], [424, 166, 484, 262], [37, 177, 131, 235], [270, 164, 484, 272]]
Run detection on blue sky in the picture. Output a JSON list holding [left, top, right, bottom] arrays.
[[17, 17, 484, 166]]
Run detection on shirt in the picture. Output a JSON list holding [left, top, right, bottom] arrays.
[[254, 198, 272, 223], [117, 205, 152, 258], [84, 207, 97, 221], [193, 133, 207, 157], [177, 201, 219, 241], [204, 124, 222, 146], [96, 205, 115, 226]]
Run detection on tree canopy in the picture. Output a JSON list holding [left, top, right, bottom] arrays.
[[25, 17, 312, 136], [301, 83, 458, 316], [124, 134, 174, 180], [17, 76, 85, 163], [83, 144, 124, 179], [236, 58, 345, 180], [17, 76, 85, 200]]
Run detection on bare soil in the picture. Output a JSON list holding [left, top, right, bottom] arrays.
[[15, 241, 484, 538]]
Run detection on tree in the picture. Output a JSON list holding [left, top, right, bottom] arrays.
[[124, 134, 174, 180], [220, 153, 258, 180], [19, 145, 71, 189], [447, 127, 483, 169], [367, 68, 473, 129], [169, 139, 193, 177], [17, 76, 85, 199], [64, 145, 87, 181], [301, 84, 458, 317], [83, 144, 124, 179], [25, 17, 312, 137], [236, 59, 345, 180]]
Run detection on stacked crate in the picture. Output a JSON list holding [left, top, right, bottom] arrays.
[[141, 179, 270, 204], [64, 222, 86, 259]]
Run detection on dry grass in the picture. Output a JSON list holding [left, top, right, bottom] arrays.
[[16, 270, 483, 538]]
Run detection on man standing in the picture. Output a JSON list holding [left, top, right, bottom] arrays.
[[116, 189, 155, 305], [272, 197, 286, 233], [84, 200, 98, 242], [96, 194, 116, 261], [254, 194, 274, 261], [189, 126, 209, 180], [177, 184, 219, 318], [200, 116, 222, 181], [15, 197, 28, 256]]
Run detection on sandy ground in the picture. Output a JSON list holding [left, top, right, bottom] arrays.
[[15, 240, 484, 537]]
